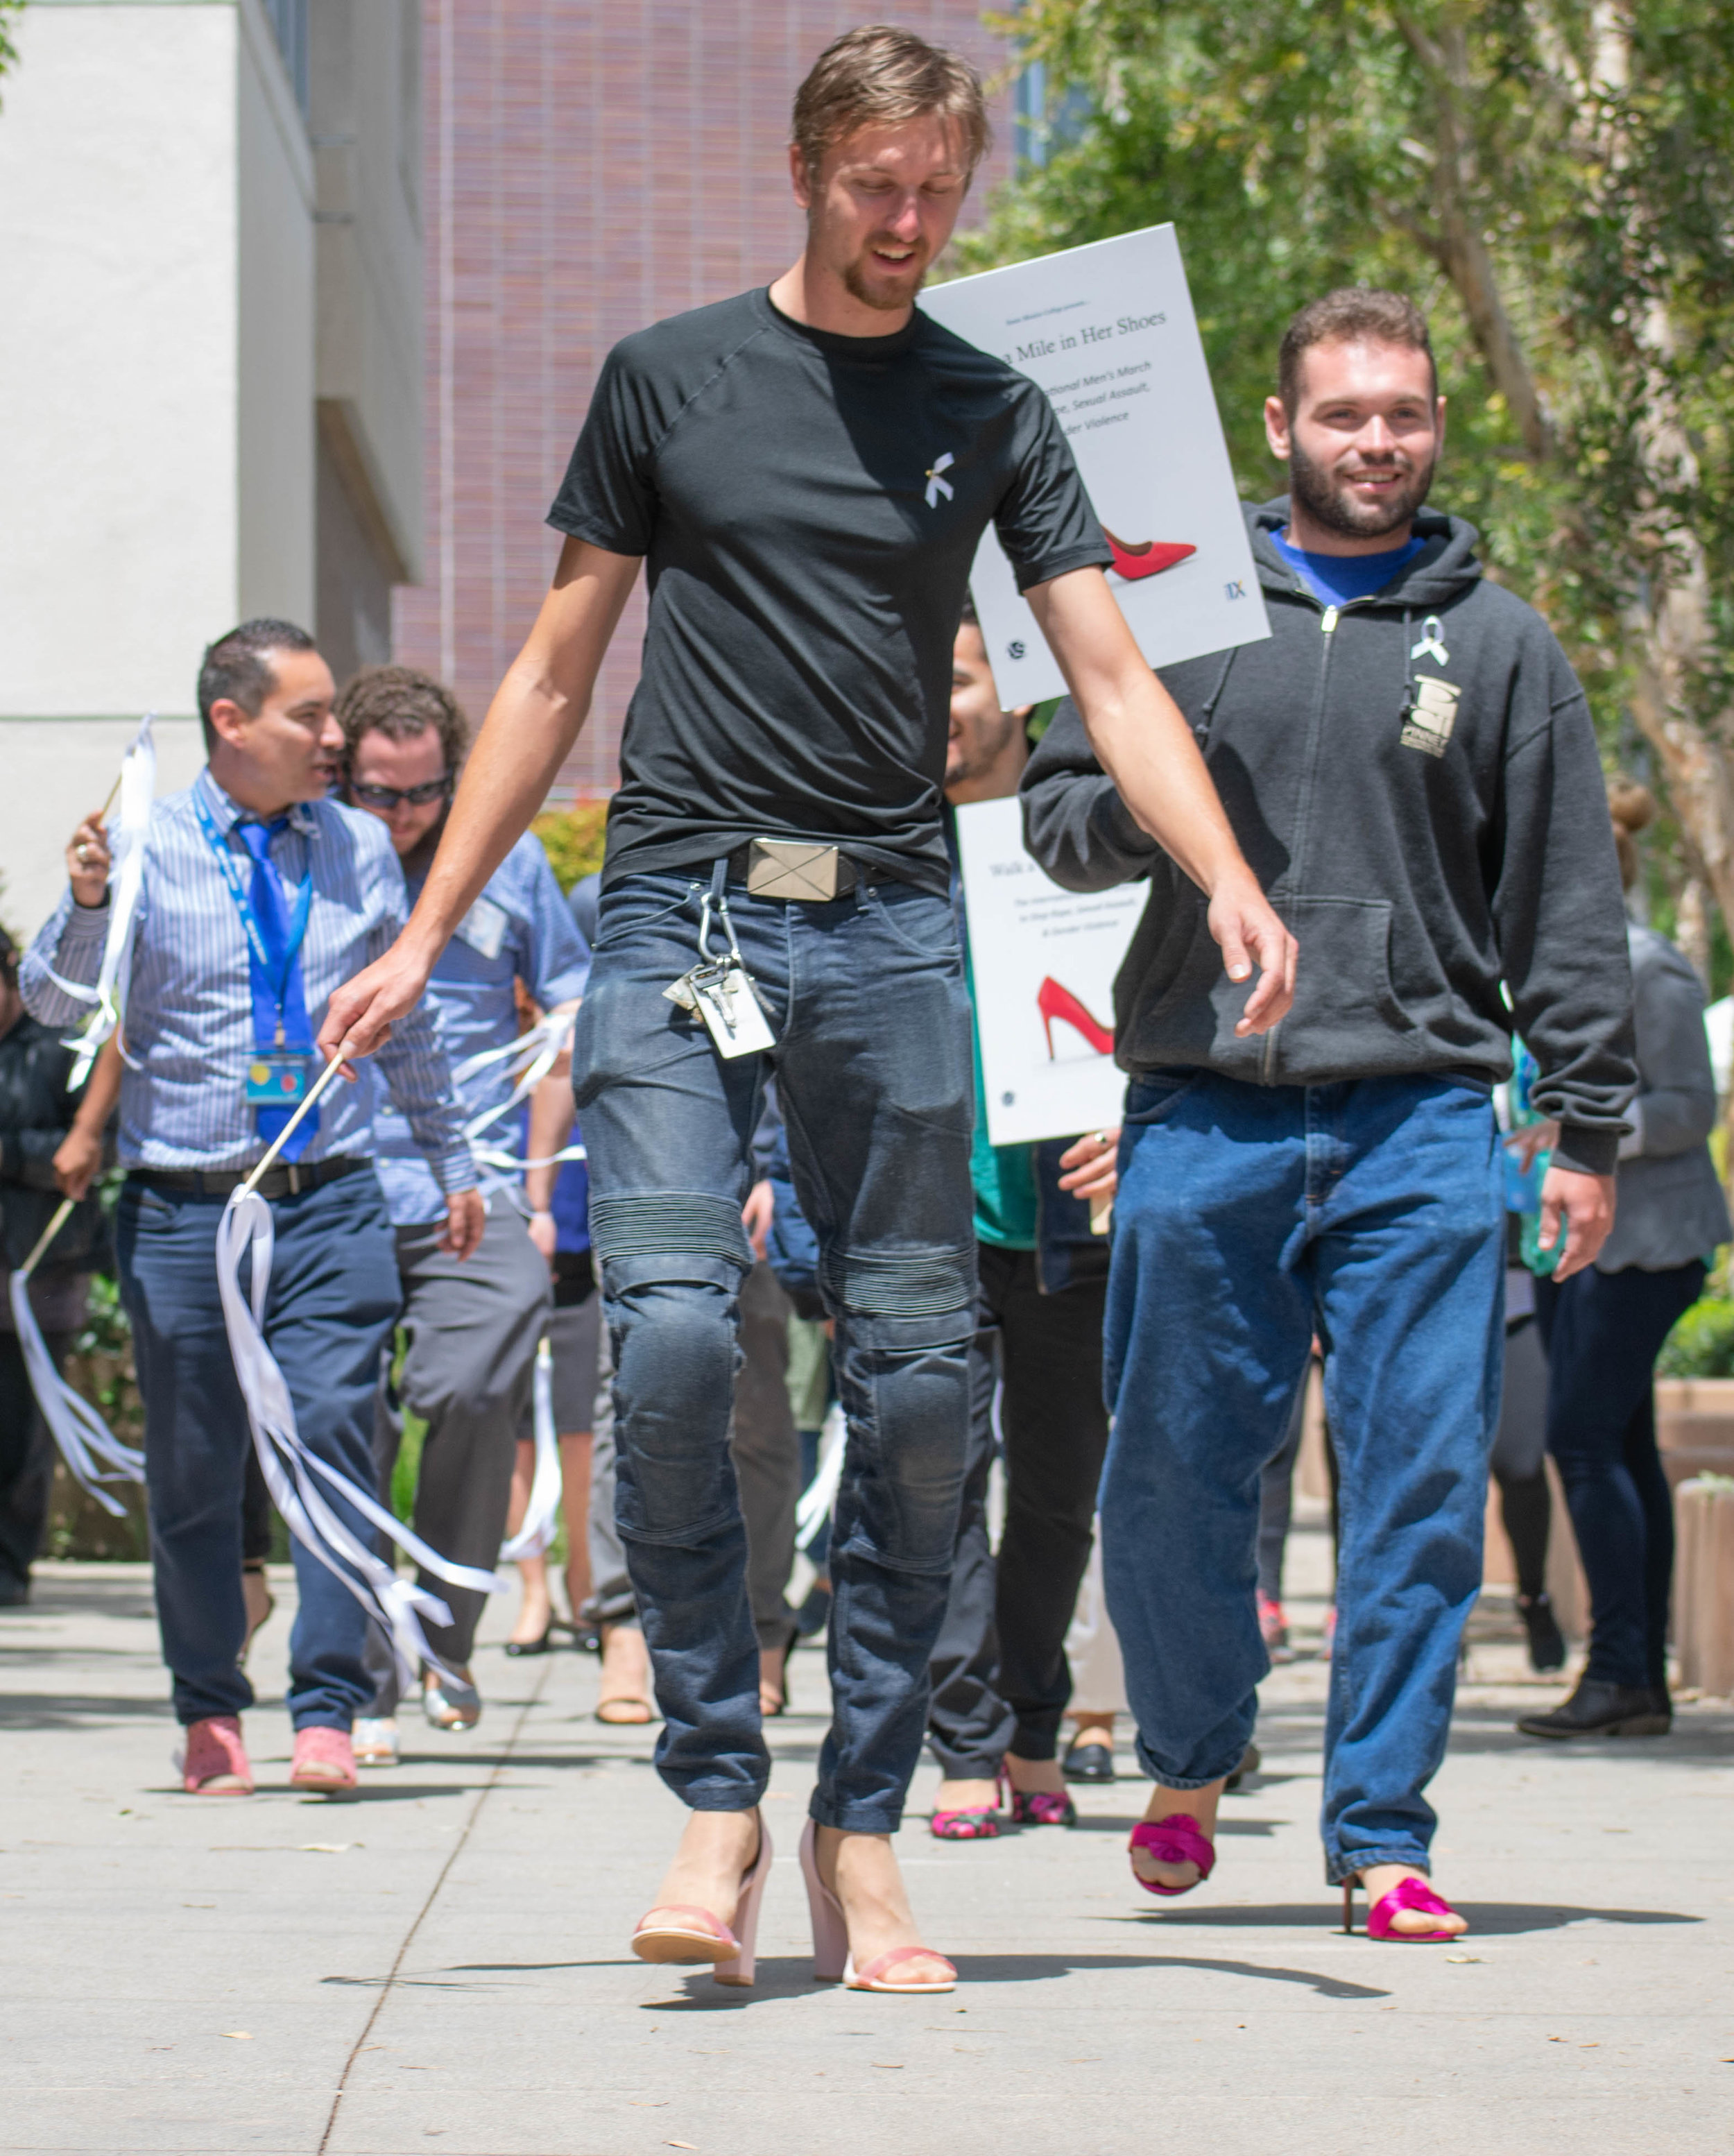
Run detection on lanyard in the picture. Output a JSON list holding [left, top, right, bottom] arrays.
[[189, 785, 314, 1018]]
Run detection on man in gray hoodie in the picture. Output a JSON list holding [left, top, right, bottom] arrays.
[[1021, 288, 1636, 1940]]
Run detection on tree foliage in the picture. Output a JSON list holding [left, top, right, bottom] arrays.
[[957, 1, 1734, 970], [0, 3, 24, 94]]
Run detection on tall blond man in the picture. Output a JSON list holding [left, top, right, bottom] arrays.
[[322, 26, 1293, 1992]]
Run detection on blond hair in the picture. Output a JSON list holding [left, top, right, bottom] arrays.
[[791, 25, 990, 185]]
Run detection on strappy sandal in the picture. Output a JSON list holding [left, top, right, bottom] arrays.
[[630, 1819, 773, 1987], [1344, 1874, 1465, 1942], [1128, 1813, 1216, 1898], [798, 1820, 956, 1992]]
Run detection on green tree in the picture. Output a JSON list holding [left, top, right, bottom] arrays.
[[958, 1, 1734, 970], [1, 3, 24, 92]]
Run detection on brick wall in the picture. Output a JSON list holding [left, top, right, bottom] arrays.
[[393, 1, 1016, 798]]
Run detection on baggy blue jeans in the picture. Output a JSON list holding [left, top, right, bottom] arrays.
[[116, 1169, 402, 1729], [572, 868, 977, 1831], [1102, 1069, 1504, 1883]]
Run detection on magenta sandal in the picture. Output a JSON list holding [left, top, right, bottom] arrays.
[[931, 1802, 999, 1840], [1128, 1813, 1216, 1898], [1008, 1788, 1076, 1827], [1344, 1874, 1463, 1942]]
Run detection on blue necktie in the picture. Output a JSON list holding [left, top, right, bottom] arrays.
[[235, 819, 318, 1161]]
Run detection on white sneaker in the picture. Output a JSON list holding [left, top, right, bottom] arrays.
[[352, 1716, 399, 1766]]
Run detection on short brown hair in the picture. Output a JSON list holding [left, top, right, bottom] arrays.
[[1278, 289, 1437, 416], [792, 24, 990, 185], [335, 665, 470, 778]]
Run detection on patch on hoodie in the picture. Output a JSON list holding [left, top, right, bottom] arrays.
[[1401, 675, 1460, 759]]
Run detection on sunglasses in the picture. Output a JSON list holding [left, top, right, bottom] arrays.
[[350, 774, 454, 810]]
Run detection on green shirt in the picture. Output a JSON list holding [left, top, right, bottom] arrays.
[[965, 939, 1038, 1250]]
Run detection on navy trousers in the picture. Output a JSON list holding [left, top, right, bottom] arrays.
[[117, 1168, 401, 1728]]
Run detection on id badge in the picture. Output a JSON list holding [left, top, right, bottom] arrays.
[[246, 1051, 312, 1107], [664, 961, 775, 1059]]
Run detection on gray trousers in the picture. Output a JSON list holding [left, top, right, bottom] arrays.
[[366, 1193, 551, 1711], [583, 1259, 798, 1650]]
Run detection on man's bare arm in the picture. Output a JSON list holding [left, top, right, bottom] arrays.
[[319, 540, 641, 1061], [1026, 567, 1296, 1035]]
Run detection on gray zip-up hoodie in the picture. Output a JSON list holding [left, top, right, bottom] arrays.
[[1020, 497, 1637, 1177]]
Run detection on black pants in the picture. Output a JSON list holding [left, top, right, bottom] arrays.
[[927, 1245, 1110, 1775], [0, 1329, 65, 1591], [1535, 1259, 1703, 1691]]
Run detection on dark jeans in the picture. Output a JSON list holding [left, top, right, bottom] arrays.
[[117, 1170, 401, 1728], [0, 1328, 66, 1591], [574, 868, 977, 1831], [927, 1244, 1109, 1777], [1534, 1258, 1703, 1691], [1104, 1070, 1504, 1883]]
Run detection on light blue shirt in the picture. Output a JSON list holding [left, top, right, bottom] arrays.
[[22, 769, 473, 1191], [371, 830, 590, 1225]]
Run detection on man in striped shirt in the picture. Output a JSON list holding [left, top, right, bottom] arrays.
[[23, 619, 482, 1799]]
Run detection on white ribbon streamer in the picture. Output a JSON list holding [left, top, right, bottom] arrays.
[[454, 1007, 583, 1183], [8, 1197, 146, 1516], [214, 1188, 508, 1691], [499, 1335, 562, 1562], [795, 1400, 847, 1552], [208, 1050, 506, 1691], [64, 715, 157, 1089]]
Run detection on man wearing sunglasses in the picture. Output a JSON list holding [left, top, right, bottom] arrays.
[[337, 666, 589, 1763]]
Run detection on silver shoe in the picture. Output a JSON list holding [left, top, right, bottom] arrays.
[[422, 1667, 481, 1730], [352, 1716, 400, 1766]]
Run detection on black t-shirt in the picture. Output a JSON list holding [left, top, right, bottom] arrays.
[[547, 287, 1109, 893]]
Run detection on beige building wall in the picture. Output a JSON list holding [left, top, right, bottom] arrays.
[[0, 0, 424, 939]]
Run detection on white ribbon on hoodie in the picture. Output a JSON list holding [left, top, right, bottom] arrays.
[[8, 1199, 146, 1515], [499, 1335, 561, 1561], [212, 1058, 507, 1691], [794, 1400, 847, 1552], [58, 715, 157, 1088]]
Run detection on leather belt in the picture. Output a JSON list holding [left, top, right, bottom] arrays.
[[127, 1155, 368, 1201]]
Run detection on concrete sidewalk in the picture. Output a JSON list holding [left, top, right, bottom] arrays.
[[3, 1514, 1730, 2156]]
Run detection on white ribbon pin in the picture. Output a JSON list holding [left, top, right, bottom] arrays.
[[924, 452, 955, 508], [1411, 615, 1450, 667]]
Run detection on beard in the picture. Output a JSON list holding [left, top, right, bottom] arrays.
[[1288, 435, 1436, 540]]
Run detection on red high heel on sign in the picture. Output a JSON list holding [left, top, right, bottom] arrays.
[[1103, 529, 1196, 582], [1038, 976, 1115, 1059]]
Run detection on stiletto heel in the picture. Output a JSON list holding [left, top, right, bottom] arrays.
[[1343, 1870, 1464, 1943], [798, 1820, 957, 1993], [712, 1821, 774, 1987], [1101, 529, 1197, 582], [1036, 976, 1115, 1059]]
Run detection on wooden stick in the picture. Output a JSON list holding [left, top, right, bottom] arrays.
[[18, 1199, 74, 1282], [237, 1051, 354, 1199]]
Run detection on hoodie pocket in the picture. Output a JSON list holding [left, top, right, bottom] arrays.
[[1269, 895, 1411, 1078]]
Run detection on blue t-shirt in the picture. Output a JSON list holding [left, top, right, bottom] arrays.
[[1271, 531, 1423, 607]]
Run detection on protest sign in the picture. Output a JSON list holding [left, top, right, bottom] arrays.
[[921, 223, 1269, 705], [955, 796, 1143, 1148]]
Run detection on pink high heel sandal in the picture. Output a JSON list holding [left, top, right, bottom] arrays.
[[1343, 1873, 1463, 1942], [798, 1820, 957, 1992], [1128, 1813, 1216, 1898], [630, 1817, 773, 1987]]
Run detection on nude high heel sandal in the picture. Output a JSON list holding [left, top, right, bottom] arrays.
[[630, 1817, 773, 1987], [798, 1820, 957, 1994]]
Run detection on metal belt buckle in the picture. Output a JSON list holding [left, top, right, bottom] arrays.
[[745, 839, 844, 902]]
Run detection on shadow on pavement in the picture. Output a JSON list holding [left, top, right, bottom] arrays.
[[1113, 1901, 1700, 1935], [636, 1951, 1391, 2008]]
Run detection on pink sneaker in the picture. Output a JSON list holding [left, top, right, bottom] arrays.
[[290, 1725, 359, 1795], [180, 1715, 254, 1795]]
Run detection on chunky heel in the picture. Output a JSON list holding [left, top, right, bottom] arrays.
[[798, 1819, 849, 1983], [712, 1821, 774, 1987]]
